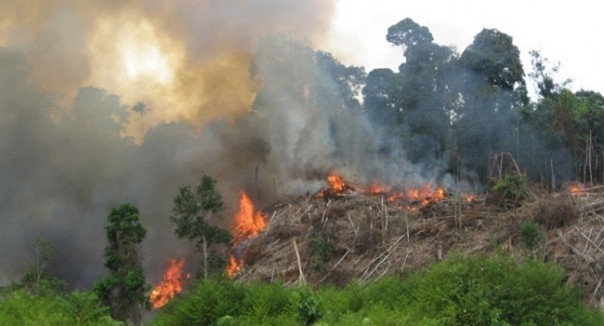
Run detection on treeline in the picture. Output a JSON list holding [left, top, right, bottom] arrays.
[[373, 19, 604, 186], [311, 18, 604, 187]]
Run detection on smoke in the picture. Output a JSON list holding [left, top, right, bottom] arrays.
[[0, 1, 340, 287], [0, 3, 453, 288], [0, 1, 335, 136]]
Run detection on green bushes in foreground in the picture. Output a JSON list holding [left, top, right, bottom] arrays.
[[0, 289, 122, 325], [151, 253, 604, 325], [2, 253, 602, 325]]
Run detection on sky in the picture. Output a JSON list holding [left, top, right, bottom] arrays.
[[325, 0, 604, 96]]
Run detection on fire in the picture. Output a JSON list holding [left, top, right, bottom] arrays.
[[226, 255, 241, 278], [149, 257, 186, 309], [463, 194, 478, 203], [387, 184, 446, 208], [233, 192, 267, 244], [368, 183, 388, 194], [227, 191, 267, 277], [568, 182, 584, 195], [327, 171, 347, 192]]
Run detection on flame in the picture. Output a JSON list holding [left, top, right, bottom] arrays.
[[227, 191, 267, 277], [226, 255, 241, 278], [387, 184, 446, 208], [568, 182, 584, 195], [233, 192, 267, 244], [327, 171, 347, 192], [368, 183, 388, 194], [463, 194, 478, 203], [149, 257, 186, 309]]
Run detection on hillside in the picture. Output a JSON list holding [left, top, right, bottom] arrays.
[[233, 181, 604, 307]]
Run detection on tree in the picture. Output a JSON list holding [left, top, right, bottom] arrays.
[[17, 236, 65, 295], [386, 18, 433, 49], [453, 28, 526, 179], [170, 175, 231, 279], [365, 18, 458, 163], [94, 204, 147, 325]]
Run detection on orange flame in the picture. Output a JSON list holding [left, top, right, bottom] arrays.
[[568, 183, 584, 195], [463, 193, 478, 203], [226, 255, 241, 278], [149, 257, 185, 309], [233, 192, 267, 244], [387, 184, 446, 208], [227, 191, 267, 277], [368, 183, 389, 194], [327, 171, 347, 192]]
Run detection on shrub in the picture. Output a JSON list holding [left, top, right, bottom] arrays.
[[520, 221, 544, 251], [488, 174, 533, 209]]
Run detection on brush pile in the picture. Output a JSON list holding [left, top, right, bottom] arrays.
[[234, 183, 604, 307]]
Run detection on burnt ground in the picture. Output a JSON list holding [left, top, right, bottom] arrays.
[[233, 186, 604, 308]]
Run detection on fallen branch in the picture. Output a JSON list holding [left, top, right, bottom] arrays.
[[360, 234, 406, 284], [292, 239, 306, 285], [319, 249, 351, 283]]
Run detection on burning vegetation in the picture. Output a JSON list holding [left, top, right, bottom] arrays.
[[149, 258, 186, 309], [319, 170, 448, 210], [226, 192, 267, 278]]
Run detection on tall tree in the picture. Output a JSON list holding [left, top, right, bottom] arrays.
[[94, 204, 147, 325], [386, 18, 433, 50], [453, 28, 526, 179], [366, 18, 458, 163], [170, 175, 231, 279]]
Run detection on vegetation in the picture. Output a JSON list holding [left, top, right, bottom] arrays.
[[520, 221, 544, 252], [3, 13, 604, 326], [149, 253, 604, 325], [170, 175, 231, 279], [94, 204, 148, 325], [489, 173, 534, 208], [0, 289, 122, 326]]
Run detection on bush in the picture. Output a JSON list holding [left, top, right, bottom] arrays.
[[0, 289, 121, 326], [412, 253, 604, 325], [150, 254, 604, 325], [520, 221, 544, 251], [489, 174, 533, 209]]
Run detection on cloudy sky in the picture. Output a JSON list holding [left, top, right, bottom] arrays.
[[325, 0, 603, 95]]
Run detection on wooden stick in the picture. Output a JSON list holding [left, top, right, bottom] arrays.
[[292, 239, 306, 285], [264, 211, 278, 233], [577, 227, 604, 256], [360, 234, 406, 284], [347, 213, 359, 237], [319, 249, 350, 283]]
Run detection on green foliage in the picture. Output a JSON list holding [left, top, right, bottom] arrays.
[[0, 289, 122, 326], [412, 253, 603, 325], [170, 175, 231, 253], [151, 278, 246, 326], [149, 254, 604, 325], [94, 203, 147, 325], [170, 175, 231, 279], [489, 173, 533, 208], [291, 288, 323, 325], [12, 236, 66, 296], [520, 221, 544, 251], [386, 18, 433, 48], [309, 236, 333, 272]]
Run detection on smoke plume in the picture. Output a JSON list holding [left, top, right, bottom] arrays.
[[0, 2, 452, 288]]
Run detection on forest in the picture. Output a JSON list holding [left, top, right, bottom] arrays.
[[1, 15, 604, 325]]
